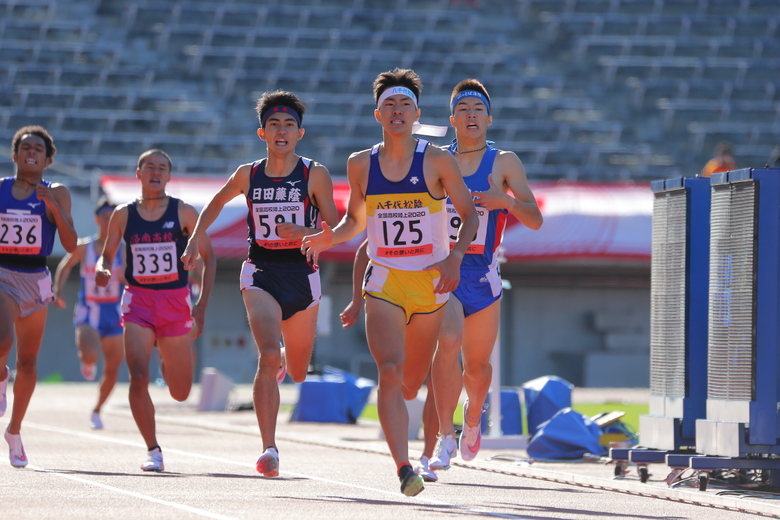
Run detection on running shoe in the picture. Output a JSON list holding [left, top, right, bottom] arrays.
[[429, 434, 457, 470], [460, 398, 482, 462], [0, 365, 8, 417], [141, 447, 164, 472], [90, 412, 103, 430], [256, 446, 279, 477], [4, 428, 28, 468], [80, 363, 96, 382], [399, 464, 424, 496], [414, 456, 438, 482]]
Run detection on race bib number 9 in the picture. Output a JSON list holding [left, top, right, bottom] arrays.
[[252, 202, 305, 249], [374, 207, 433, 258], [130, 242, 177, 284], [447, 203, 488, 254], [0, 213, 42, 255]]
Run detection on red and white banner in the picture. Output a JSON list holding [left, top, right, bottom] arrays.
[[101, 176, 652, 263]]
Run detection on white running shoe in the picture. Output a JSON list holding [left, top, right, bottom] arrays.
[[429, 434, 457, 470], [90, 412, 103, 430], [0, 365, 8, 417], [414, 456, 438, 482], [4, 428, 28, 468], [256, 447, 279, 477], [80, 363, 96, 382], [460, 398, 482, 462], [141, 447, 164, 472]]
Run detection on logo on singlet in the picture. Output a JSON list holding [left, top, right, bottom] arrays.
[[410, 177, 419, 185], [162, 221, 174, 229], [27, 202, 41, 209]]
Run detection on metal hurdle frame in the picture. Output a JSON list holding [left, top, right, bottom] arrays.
[[687, 168, 780, 491], [611, 176, 710, 483]]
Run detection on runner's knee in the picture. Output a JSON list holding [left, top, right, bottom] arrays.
[[257, 347, 282, 372], [168, 383, 191, 402], [437, 328, 462, 356], [376, 360, 402, 386]]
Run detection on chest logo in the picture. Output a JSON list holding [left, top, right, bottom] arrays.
[[162, 221, 175, 229]]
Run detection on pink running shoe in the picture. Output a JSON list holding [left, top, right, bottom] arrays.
[[81, 363, 96, 382], [256, 447, 279, 477], [459, 398, 482, 462]]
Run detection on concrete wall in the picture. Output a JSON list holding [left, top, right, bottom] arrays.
[[502, 285, 650, 388]]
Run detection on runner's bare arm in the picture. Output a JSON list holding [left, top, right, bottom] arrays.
[[181, 202, 216, 338], [181, 165, 248, 269], [52, 240, 87, 308], [422, 149, 478, 294], [95, 206, 127, 287], [474, 151, 543, 230], [340, 239, 369, 328], [301, 151, 369, 265], [45, 183, 78, 253], [277, 163, 340, 240]]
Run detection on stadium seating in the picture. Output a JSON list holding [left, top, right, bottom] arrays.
[[0, 0, 778, 182]]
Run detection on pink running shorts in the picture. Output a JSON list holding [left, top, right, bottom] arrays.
[[120, 285, 193, 338]]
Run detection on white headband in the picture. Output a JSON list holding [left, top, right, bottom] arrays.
[[376, 87, 447, 137], [376, 86, 418, 109]]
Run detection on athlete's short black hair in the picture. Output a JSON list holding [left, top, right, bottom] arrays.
[[255, 91, 306, 128], [450, 78, 491, 108], [137, 149, 172, 171], [12, 125, 56, 159], [373, 68, 423, 105]]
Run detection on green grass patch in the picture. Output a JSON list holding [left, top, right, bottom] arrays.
[[360, 402, 648, 434], [359, 403, 464, 424], [572, 403, 647, 434], [41, 372, 63, 383]]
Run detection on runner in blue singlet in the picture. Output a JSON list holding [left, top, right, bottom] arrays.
[[427, 79, 543, 474], [0, 126, 78, 468], [53, 197, 125, 430]]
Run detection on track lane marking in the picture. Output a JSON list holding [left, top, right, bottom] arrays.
[[20, 421, 532, 520], [27, 464, 240, 520]]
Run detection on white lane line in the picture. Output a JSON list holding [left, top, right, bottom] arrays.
[[27, 464, 240, 520], [23, 421, 532, 520]]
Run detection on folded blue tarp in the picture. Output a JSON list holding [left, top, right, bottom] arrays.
[[526, 408, 606, 460], [522, 375, 574, 436]]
